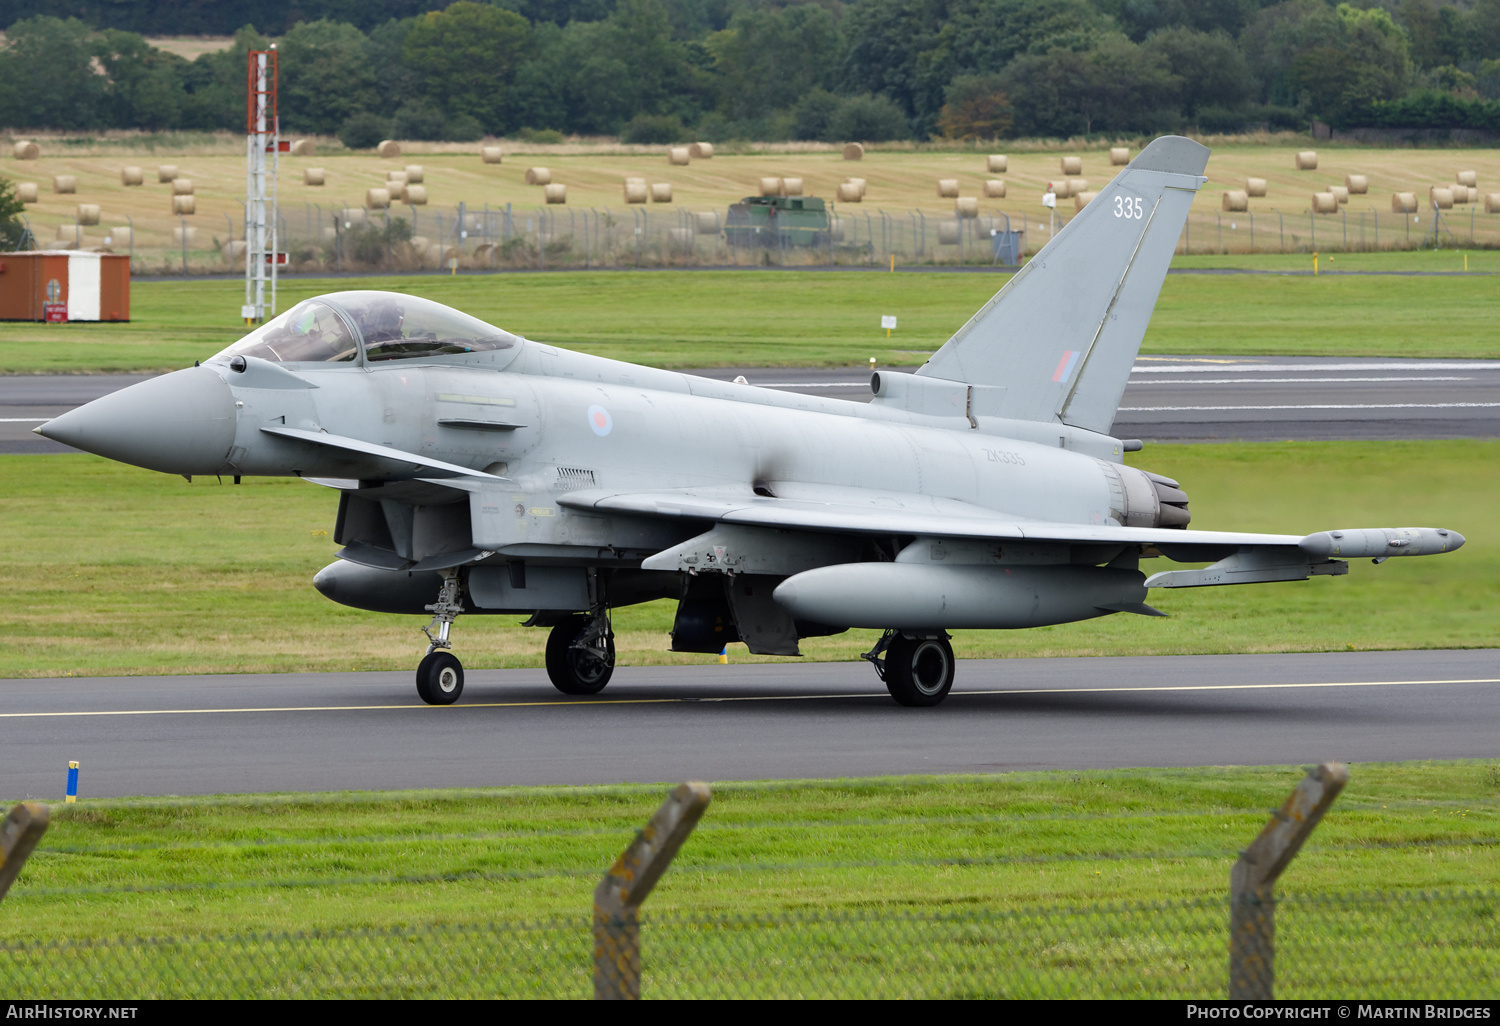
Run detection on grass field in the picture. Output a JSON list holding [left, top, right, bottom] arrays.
[[0, 440, 1491, 680], [8, 136, 1500, 262], [4, 763, 1496, 946], [2, 261, 1497, 374]]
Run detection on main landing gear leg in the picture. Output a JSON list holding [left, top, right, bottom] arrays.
[[863, 630, 955, 707], [416, 570, 465, 706], [545, 606, 615, 695]]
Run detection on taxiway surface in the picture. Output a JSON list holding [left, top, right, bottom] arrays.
[[3, 649, 1496, 798], [5, 356, 1498, 454]]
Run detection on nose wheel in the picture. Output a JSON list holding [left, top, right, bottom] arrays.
[[416, 570, 466, 706], [416, 650, 464, 705]]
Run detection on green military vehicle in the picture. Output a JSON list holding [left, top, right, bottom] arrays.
[[724, 195, 832, 247]]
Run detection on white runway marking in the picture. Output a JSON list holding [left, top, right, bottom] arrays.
[[5, 677, 1497, 718]]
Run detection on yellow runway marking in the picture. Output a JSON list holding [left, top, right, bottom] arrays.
[[1, 678, 1497, 719]]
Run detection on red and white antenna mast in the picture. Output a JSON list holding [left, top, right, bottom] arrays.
[[243, 46, 283, 324]]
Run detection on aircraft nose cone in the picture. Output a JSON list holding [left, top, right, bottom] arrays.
[[37, 366, 237, 475]]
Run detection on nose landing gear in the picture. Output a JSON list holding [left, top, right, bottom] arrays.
[[416, 570, 466, 705]]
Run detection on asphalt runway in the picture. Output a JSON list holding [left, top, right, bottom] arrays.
[[2, 650, 1496, 799], [5, 356, 1497, 454]]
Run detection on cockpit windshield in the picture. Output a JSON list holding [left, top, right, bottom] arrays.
[[217, 300, 360, 363], [212, 291, 520, 365]]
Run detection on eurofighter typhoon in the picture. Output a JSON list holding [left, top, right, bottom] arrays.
[[38, 137, 1463, 707]]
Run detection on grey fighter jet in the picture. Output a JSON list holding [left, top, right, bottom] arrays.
[[37, 137, 1464, 707]]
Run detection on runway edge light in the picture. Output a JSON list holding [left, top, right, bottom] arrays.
[[66, 760, 79, 803]]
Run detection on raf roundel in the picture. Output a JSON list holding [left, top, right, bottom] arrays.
[[587, 404, 613, 437]]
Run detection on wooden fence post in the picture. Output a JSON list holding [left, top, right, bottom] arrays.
[[593, 782, 711, 1000], [1229, 763, 1347, 999], [0, 802, 50, 903]]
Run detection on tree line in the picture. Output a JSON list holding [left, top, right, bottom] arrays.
[[2, 0, 1499, 143]]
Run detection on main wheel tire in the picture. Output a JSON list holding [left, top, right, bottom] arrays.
[[883, 635, 955, 707], [416, 651, 464, 705], [546, 616, 615, 695]]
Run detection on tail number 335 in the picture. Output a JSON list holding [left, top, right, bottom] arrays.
[[1114, 195, 1145, 219]]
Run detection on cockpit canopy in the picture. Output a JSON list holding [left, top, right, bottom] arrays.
[[213, 291, 520, 365]]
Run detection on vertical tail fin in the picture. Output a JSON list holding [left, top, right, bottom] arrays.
[[917, 136, 1209, 435]]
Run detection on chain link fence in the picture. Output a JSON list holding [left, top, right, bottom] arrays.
[[81, 199, 1500, 276], [1, 891, 1494, 999]]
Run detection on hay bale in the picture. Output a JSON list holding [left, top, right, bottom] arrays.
[[158, 165, 177, 183], [1330, 185, 1349, 204], [783, 177, 804, 196], [17, 182, 37, 203], [689, 142, 714, 159], [1296, 150, 1317, 170], [320, 226, 338, 243], [290, 139, 315, 156], [481, 145, 503, 164], [223, 240, 247, 260], [121, 166, 143, 186], [403, 185, 427, 205], [1391, 192, 1417, 213], [936, 178, 959, 198], [340, 208, 368, 226], [55, 225, 78, 241], [544, 183, 567, 204], [955, 197, 978, 218], [1073, 178, 1089, 193], [669, 227, 695, 248], [827, 214, 846, 242], [668, 146, 690, 166], [1457, 170, 1477, 188], [378, 140, 401, 158], [1060, 156, 1082, 175], [1345, 174, 1368, 194], [937, 221, 961, 245], [1487, 193, 1500, 214], [172, 226, 197, 245], [172, 195, 196, 215], [845, 177, 866, 198], [76, 203, 100, 226], [1452, 184, 1473, 204], [1110, 147, 1130, 165], [404, 165, 423, 184], [109, 226, 131, 247], [760, 177, 783, 197], [1312, 191, 1337, 214], [623, 180, 648, 204], [525, 167, 551, 185], [427, 244, 459, 268], [694, 211, 719, 234], [53, 175, 76, 194], [366, 187, 391, 210], [986, 154, 1007, 173], [387, 170, 407, 184], [1222, 190, 1249, 212], [12, 140, 39, 160], [1074, 190, 1096, 210], [984, 179, 1006, 198], [650, 182, 673, 203], [1247, 177, 1267, 197], [836, 182, 862, 203], [1049, 180, 1073, 199], [842, 142, 864, 160], [172, 178, 194, 196], [1430, 186, 1454, 209], [304, 168, 325, 186]]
